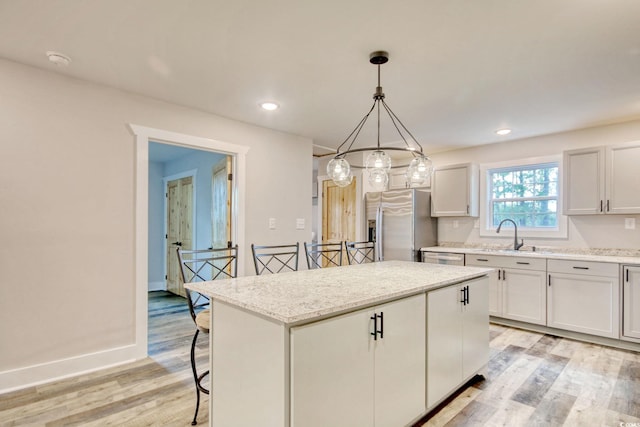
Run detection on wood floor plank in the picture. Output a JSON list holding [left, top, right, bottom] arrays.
[[511, 354, 570, 408], [609, 360, 640, 418], [526, 390, 577, 426]]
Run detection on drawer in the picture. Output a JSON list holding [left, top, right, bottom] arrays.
[[547, 259, 619, 277], [465, 254, 545, 271]]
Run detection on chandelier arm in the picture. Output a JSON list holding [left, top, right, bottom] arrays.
[[336, 100, 377, 155], [380, 100, 412, 149], [381, 99, 425, 154]]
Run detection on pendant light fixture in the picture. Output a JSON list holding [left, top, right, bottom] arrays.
[[327, 51, 432, 190]]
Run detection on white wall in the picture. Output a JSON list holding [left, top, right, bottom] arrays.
[[429, 120, 640, 249], [0, 58, 312, 388]]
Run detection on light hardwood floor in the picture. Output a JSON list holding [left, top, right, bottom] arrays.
[[1, 291, 639, 426]]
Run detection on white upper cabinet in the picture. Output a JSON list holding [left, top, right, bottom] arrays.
[[563, 142, 640, 215], [431, 163, 479, 217]]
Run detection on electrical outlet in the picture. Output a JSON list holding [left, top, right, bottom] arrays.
[[269, 218, 276, 230], [296, 218, 305, 230], [625, 218, 636, 230]]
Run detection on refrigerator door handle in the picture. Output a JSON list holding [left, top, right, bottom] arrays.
[[377, 206, 383, 261]]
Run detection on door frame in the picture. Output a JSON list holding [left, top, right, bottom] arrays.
[[162, 170, 197, 292], [130, 124, 249, 360]]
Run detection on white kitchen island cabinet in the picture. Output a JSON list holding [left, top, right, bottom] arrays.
[[185, 261, 491, 427], [291, 294, 425, 427], [426, 276, 489, 409]]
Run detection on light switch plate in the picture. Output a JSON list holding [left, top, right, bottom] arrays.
[[269, 218, 276, 229], [625, 218, 636, 230], [296, 218, 305, 230]]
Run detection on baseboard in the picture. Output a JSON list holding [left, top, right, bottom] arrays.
[[0, 343, 145, 394], [148, 281, 165, 291]]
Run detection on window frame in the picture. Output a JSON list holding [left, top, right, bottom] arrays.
[[479, 156, 568, 239]]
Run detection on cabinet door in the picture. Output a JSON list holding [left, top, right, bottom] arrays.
[[427, 284, 463, 408], [563, 147, 605, 215], [502, 268, 547, 325], [374, 294, 426, 427], [623, 266, 640, 340], [431, 163, 478, 217], [291, 309, 374, 427], [462, 277, 490, 380], [547, 273, 619, 338], [607, 143, 640, 214]]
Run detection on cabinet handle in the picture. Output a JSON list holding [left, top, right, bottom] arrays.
[[548, 274, 551, 287], [600, 200, 603, 212], [465, 286, 470, 305], [460, 288, 466, 305], [516, 261, 530, 265], [498, 269, 501, 280], [370, 312, 384, 340], [502, 269, 506, 280], [626, 268, 629, 282], [476, 258, 489, 262], [370, 314, 378, 341], [607, 200, 610, 212], [572, 266, 589, 270], [466, 205, 469, 214]]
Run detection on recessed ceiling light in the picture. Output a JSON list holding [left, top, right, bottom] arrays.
[[260, 102, 279, 111], [496, 128, 512, 136], [46, 51, 71, 67]]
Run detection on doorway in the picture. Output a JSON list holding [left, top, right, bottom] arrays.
[[132, 124, 249, 360], [322, 177, 357, 244]]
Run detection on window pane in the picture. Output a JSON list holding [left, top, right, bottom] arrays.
[[489, 163, 559, 230]]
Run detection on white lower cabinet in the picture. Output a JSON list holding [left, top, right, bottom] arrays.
[[547, 260, 619, 338], [623, 265, 640, 341], [465, 255, 546, 325], [290, 294, 426, 427], [427, 276, 489, 409]]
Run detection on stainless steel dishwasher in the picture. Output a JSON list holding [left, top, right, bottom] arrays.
[[421, 251, 465, 266]]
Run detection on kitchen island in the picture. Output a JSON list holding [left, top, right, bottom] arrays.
[[185, 260, 492, 427]]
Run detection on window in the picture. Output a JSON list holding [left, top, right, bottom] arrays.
[[479, 156, 567, 238], [489, 163, 558, 229]]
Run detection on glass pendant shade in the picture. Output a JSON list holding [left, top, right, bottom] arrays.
[[405, 156, 432, 186], [365, 150, 391, 172], [368, 168, 389, 191], [327, 158, 353, 187]]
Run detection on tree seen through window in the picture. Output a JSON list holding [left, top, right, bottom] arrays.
[[489, 163, 559, 229]]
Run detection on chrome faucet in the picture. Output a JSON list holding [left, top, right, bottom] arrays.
[[496, 218, 524, 251]]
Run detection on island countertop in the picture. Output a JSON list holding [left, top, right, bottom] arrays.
[[184, 260, 492, 325]]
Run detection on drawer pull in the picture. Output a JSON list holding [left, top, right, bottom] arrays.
[[476, 258, 489, 262], [516, 262, 530, 265], [572, 266, 589, 270]]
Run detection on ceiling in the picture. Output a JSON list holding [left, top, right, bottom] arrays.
[[2, 0, 640, 157]]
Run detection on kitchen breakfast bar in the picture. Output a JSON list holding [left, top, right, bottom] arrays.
[[185, 260, 493, 427]]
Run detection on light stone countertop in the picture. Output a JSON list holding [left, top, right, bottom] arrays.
[[421, 246, 640, 264], [184, 260, 492, 326]]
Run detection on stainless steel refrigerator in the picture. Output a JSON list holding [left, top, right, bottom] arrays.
[[365, 188, 437, 262]]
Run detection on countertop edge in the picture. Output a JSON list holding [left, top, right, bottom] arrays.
[[185, 265, 492, 326], [420, 246, 640, 264]]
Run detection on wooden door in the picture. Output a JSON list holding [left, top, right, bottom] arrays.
[[212, 156, 232, 249], [166, 176, 193, 297], [322, 178, 356, 245]]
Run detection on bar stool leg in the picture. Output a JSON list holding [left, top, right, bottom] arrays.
[[190, 329, 201, 426]]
